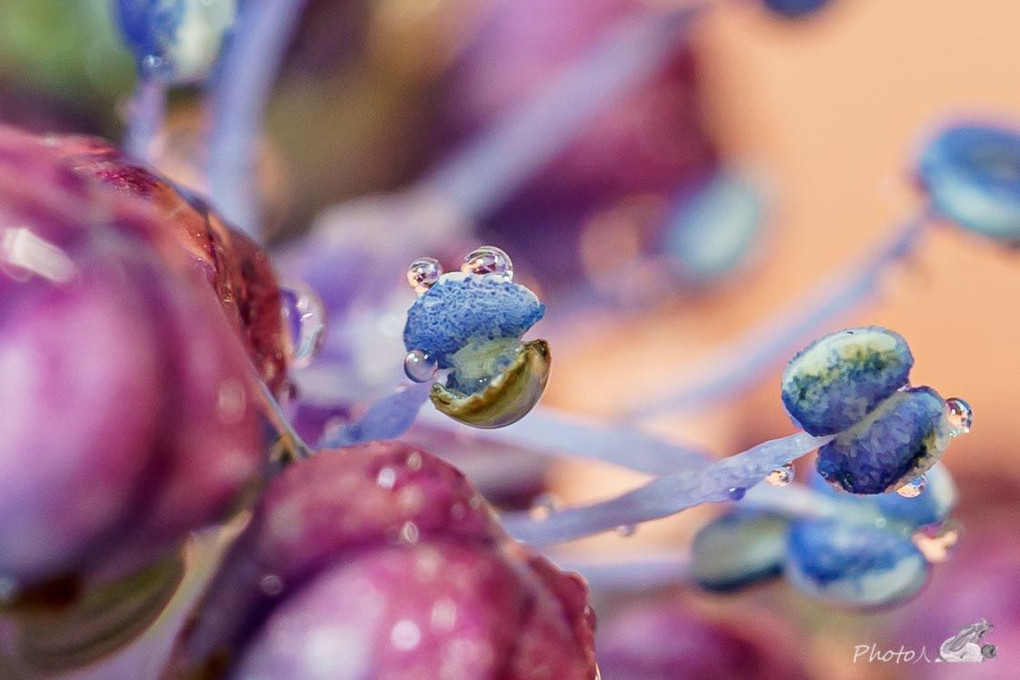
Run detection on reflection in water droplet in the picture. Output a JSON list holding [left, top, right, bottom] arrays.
[[377, 467, 397, 490], [391, 619, 422, 651], [728, 487, 746, 501], [280, 282, 326, 369], [912, 521, 960, 563], [615, 524, 637, 537], [406, 257, 443, 294], [260, 573, 284, 596], [766, 463, 794, 487], [404, 350, 438, 383], [461, 246, 513, 279], [945, 397, 973, 436], [1, 227, 76, 283], [896, 476, 927, 498]]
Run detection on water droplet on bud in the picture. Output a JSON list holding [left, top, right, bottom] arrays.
[[280, 282, 326, 369], [406, 257, 443, 294], [945, 397, 973, 436], [896, 476, 927, 498], [529, 494, 560, 521], [462, 246, 513, 279], [766, 463, 794, 487], [404, 350, 438, 382], [728, 487, 746, 501]]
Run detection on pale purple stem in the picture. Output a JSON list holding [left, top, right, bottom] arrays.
[[420, 4, 706, 220], [418, 406, 710, 475], [623, 215, 928, 421], [318, 381, 433, 448], [555, 552, 692, 590], [206, 0, 308, 238], [123, 79, 166, 163], [502, 431, 832, 545]]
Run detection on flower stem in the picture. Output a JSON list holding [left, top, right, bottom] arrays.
[[502, 431, 832, 545], [206, 0, 308, 238], [623, 214, 929, 421], [419, 3, 707, 221], [123, 79, 167, 164]]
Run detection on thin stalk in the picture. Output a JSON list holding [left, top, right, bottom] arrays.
[[123, 79, 167, 164], [206, 0, 309, 238]]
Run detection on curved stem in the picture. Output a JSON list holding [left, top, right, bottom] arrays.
[[123, 79, 167, 164], [502, 431, 832, 545], [623, 214, 929, 421], [419, 3, 707, 220], [206, 0, 309, 238], [418, 406, 710, 476]]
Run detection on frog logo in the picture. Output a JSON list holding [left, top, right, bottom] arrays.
[[938, 619, 996, 663]]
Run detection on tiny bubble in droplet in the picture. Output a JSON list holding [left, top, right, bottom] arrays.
[[945, 397, 973, 436], [399, 521, 420, 544], [404, 350, 438, 383], [766, 463, 794, 487], [406, 257, 443, 294], [461, 246, 513, 279], [896, 476, 927, 498], [260, 574, 284, 596]]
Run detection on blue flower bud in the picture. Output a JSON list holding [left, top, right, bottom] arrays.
[[817, 387, 953, 494], [786, 519, 928, 607], [403, 273, 545, 369], [918, 122, 1020, 245], [115, 0, 236, 83], [781, 327, 913, 436], [763, 0, 833, 19], [692, 512, 788, 591]]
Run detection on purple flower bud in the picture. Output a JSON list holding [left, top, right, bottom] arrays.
[[0, 126, 262, 592], [168, 441, 596, 679]]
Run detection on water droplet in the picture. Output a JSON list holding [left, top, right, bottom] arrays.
[[896, 476, 927, 498], [140, 54, 167, 77], [766, 463, 794, 487], [945, 397, 973, 436], [461, 245, 513, 279], [406, 257, 443, 294], [728, 487, 746, 501], [615, 524, 638, 537], [399, 521, 420, 544], [404, 350, 438, 383], [529, 494, 560, 521], [390, 619, 422, 651], [260, 574, 284, 596], [406, 451, 423, 471], [912, 521, 960, 563], [377, 467, 397, 490], [280, 282, 326, 369]]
